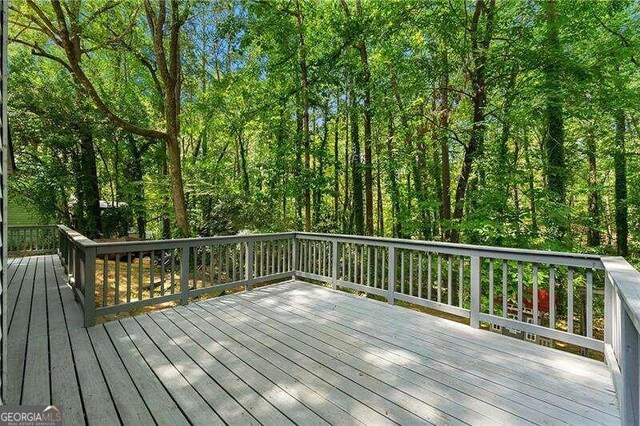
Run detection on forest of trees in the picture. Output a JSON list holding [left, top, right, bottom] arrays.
[[6, 0, 640, 259]]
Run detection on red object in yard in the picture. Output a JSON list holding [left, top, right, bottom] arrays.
[[523, 288, 552, 313]]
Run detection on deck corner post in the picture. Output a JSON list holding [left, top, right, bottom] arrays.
[[67, 242, 74, 280], [83, 246, 96, 328], [470, 255, 481, 329], [245, 241, 254, 291], [292, 236, 298, 280], [57, 228, 62, 259], [620, 308, 639, 425], [388, 245, 395, 305], [331, 239, 338, 290], [604, 271, 613, 345], [180, 243, 190, 305]]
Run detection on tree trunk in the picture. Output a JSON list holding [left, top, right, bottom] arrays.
[[376, 142, 384, 235], [543, 0, 567, 236], [523, 131, 538, 235], [125, 137, 147, 239], [343, 86, 351, 232], [78, 129, 102, 239], [586, 130, 601, 247], [295, 108, 303, 225], [614, 109, 628, 256], [451, 0, 495, 243], [238, 130, 250, 195], [165, 131, 189, 236], [439, 72, 452, 240], [496, 67, 518, 224], [386, 114, 403, 238], [414, 130, 431, 239], [295, 0, 312, 232], [357, 31, 374, 236], [351, 93, 365, 235], [314, 103, 329, 225], [334, 95, 341, 225]]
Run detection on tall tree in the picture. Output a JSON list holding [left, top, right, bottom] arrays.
[[586, 127, 601, 247], [614, 109, 628, 256], [542, 0, 567, 233], [342, 0, 374, 235], [294, 0, 312, 232], [12, 0, 191, 236], [350, 87, 365, 235], [451, 0, 495, 242], [438, 47, 452, 241]]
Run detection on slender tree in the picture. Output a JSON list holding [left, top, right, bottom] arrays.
[[614, 109, 628, 256], [452, 0, 495, 242], [542, 0, 567, 232]]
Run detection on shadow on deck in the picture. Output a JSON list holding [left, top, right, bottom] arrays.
[[8, 255, 620, 425]]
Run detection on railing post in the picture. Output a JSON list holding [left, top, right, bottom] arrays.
[[470, 256, 481, 329], [83, 246, 96, 327], [620, 308, 639, 425], [180, 244, 190, 305], [292, 236, 298, 280], [71, 246, 79, 303], [605, 272, 613, 345], [331, 240, 338, 290], [53, 226, 59, 253], [67, 242, 74, 280], [245, 241, 254, 291], [387, 245, 395, 305]]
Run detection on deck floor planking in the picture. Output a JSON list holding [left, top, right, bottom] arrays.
[[8, 255, 620, 425]]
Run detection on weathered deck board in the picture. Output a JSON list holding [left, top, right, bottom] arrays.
[[119, 316, 225, 425], [7, 256, 35, 404], [134, 314, 262, 425], [229, 282, 618, 424], [8, 255, 620, 425], [53, 257, 121, 426], [141, 313, 297, 425], [152, 310, 329, 426], [250, 283, 618, 413], [163, 309, 360, 425], [218, 295, 562, 424], [46, 253, 84, 423], [197, 301, 467, 425], [87, 325, 156, 425], [103, 320, 190, 426], [22, 256, 50, 405]]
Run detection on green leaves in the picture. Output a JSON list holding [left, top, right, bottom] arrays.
[[5, 0, 639, 258]]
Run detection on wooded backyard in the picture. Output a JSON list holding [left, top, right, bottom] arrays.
[[5, 0, 640, 264]]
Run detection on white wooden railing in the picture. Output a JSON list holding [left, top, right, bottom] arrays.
[[296, 232, 605, 349], [602, 257, 640, 425], [58, 225, 294, 326], [52, 227, 639, 423]]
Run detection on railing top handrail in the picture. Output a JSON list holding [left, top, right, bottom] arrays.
[[91, 231, 296, 254], [93, 231, 295, 246], [295, 231, 605, 269], [57, 226, 296, 253], [602, 256, 640, 333], [57, 224, 99, 248], [54, 224, 607, 269]]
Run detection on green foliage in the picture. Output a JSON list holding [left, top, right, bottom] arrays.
[[101, 207, 134, 239], [7, 0, 640, 260]]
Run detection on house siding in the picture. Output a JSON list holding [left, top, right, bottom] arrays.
[[1, 0, 8, 404]]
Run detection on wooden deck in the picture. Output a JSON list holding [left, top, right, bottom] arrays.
[[8, 255, 620, 425]]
